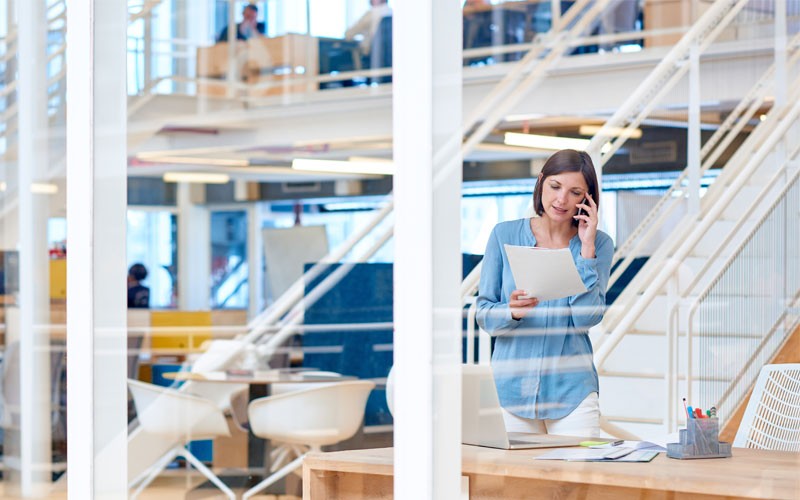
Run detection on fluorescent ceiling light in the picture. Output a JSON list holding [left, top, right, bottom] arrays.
[[348, 156, 392, 164], [292, 158, 394, 176], [504, 132, 590, 151], [138, 155, 248, 167], [163, 172, 231, 184], [504, 113, 546, 122], [31, 183, 59, 194], [579, 124, 642, 139]]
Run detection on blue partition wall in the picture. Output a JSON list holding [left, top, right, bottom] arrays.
[[302, 255, 482, 426]]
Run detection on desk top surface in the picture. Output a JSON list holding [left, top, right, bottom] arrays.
[[305, 445, 800, 499]]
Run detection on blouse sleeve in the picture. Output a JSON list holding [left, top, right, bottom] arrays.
[[568, 232, 613, 329], [476, 226, 523, 336]]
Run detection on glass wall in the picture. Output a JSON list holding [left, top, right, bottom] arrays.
[[210, 209, 248, 308], [127, 209, 178, 308]]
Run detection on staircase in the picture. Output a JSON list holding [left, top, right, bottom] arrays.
[[593, 31, 800, 438]]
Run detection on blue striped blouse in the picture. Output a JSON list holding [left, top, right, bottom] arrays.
[[476, 218, 613, 420]]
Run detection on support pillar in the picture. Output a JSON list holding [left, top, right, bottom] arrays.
[[66, 0, 128, 497], [393, 1, 463, 499]]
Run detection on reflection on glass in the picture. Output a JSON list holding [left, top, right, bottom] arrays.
[[127, 210, 178, 308], [211, 210, 248, 309]]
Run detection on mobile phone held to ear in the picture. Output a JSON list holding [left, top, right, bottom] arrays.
[[577, 197, 588, 217]]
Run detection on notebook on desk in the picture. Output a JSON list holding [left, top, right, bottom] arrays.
[[461, 364, 584, 450]]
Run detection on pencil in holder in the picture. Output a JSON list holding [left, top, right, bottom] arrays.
[[666, 417, 732, 459]]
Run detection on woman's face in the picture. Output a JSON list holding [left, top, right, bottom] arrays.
[[539, 171, 589, 224]]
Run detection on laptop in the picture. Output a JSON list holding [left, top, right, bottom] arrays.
[[461, 364, 585, 450]]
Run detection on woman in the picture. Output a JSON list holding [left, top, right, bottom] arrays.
[[476, 149, 613, 437]]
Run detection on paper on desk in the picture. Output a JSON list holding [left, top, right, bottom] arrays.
[[534, 447, 633, 461], [589, 440, 666, 452], [504, 244, 587, 301]]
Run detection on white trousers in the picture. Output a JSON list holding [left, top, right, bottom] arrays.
[[502, 392, 601, 437]]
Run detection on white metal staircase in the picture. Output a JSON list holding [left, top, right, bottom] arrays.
[[592, 30, 800, 438]]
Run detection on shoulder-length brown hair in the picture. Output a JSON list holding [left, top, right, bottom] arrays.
[[532, 149, 599, 227]]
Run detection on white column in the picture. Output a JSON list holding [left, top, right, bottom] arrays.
[[248, 202, 265, 319], [66, 0, 129, 497], [687, 42, 701, 216], [14, 0, 52, 495], [393, 1, 463, 500], [177, 183, 211, 309]]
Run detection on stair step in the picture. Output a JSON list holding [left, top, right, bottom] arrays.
[[692, 220, 737, 258], [599, 331, 762, 375], [611, 329, 767, 339], [719, 184, 765, 221], [601, 415, 663, 425], [598, 370, 732, 383]]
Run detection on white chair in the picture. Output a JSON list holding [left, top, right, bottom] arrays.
[[734, 363, 800, 451], [242, 380, 375, 500], [263, 371, 343, 472], [127, 379, 236, 500]]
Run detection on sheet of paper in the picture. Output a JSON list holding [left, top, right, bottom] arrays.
[[504, 244, 588, 301], [534, 447, 632, 461], [589, 440, 667, 452]]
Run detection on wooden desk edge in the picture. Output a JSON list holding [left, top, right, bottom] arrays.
[[303, 446, 800, 500]]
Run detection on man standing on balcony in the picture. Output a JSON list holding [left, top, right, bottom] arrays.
[[345, 0, 392, 56], [217, 4, 266, 42]]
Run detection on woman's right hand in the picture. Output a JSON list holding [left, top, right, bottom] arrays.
[[509, 289, 539, 320]]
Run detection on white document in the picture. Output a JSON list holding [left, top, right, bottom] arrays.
[[504, 244, 587, 301], [534, 447, 633, 461], [587, 440, 666, 452]]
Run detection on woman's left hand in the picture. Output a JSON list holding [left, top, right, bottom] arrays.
[[574, 193, 597, 259]]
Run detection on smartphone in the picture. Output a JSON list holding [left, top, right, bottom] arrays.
[[577, 197, 588, 217]]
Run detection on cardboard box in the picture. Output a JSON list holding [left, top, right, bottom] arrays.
[[196, 42, 247, 78], [643, 0, 714, 47], [246, 34, 318, 76]]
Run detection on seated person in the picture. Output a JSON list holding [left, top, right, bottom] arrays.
[[345, 0, 392, 56], [463, 0, 489, 10], [127, 263, 150, 309], [217, 4, 265, 42]]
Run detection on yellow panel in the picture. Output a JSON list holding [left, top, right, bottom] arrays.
[[49, 258, 67, 299], [150, 310, 213, 350]]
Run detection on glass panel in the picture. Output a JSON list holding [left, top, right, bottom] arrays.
[[210, 210, 248, 309], [1, 0, 69, 495], [127, 210, 178, 309]]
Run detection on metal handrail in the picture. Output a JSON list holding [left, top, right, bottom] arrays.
[[607, 35, 800, 290], [685, 162, 800, 417], [592, 2, 796, 336], [594, 96, 800, 369]]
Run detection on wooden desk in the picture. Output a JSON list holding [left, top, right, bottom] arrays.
[[303, 445, 800, 499]]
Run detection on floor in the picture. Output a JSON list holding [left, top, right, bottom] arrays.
[[0, 470, 302, 499]]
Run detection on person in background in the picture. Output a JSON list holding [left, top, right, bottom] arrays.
[[476, 149, 613, 438], [217, 4, 266, 42], [464, 0, 489, 8], [127, 263, 150, 309], [345, 0, 392, 56]]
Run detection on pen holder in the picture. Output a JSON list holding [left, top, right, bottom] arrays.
[[666, 417, 732, 459]]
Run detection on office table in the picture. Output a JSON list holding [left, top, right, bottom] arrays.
[[302, 445, 800, 499]]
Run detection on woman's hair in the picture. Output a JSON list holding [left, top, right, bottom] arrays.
[[128, 263, 148, 282], [532, 149, 599, 227]]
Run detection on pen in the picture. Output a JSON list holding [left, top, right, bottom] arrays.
[[579, 440, 624, 447]]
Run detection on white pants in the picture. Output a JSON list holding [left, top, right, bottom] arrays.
[[502, 392, 601, 437]]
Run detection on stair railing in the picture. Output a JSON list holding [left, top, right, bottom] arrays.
[[243, 1, 609, 347], [594, 95, 800, 370], [684, 152, 800, 430], [606, 32, 800, 299]]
